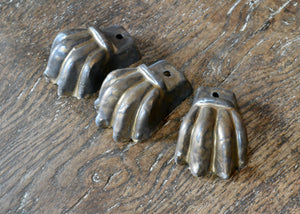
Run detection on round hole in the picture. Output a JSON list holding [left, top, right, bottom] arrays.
[[212, 92, 219, 98], [163, 71, 171, 77], [116, 34, 124, 39]]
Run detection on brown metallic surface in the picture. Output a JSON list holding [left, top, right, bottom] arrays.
[[174, 87, 248, 179], [95, 60, 192, 142], [1, 1, 299, 213], [43, 25, 140, 99]]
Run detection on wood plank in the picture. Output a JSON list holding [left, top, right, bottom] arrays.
[[0, 0, 299, 213]]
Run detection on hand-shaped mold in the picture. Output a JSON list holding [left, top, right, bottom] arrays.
[[94, 60, 192, 143], [43, 25, 140, 98], [174, 87, 248, 179]]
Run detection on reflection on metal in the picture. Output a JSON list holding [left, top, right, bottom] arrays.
[[174, 87, 248, 179], [43, 25, 140, 99], [94, 60, 192, 143]]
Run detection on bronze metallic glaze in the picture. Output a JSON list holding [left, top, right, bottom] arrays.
[[44, 25, 140, 98], [94, 60, 192, 143], [174, 87, 248, 179]]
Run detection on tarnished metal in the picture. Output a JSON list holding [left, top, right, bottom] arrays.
[[43, 25, 141, 99], [94, 60, 192, 143], [174, 87, 248, 179]]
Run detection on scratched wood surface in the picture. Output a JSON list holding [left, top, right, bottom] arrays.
[[0, 0, 299, 213]]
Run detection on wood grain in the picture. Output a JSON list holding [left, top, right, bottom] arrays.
[[0, 0, 299, 213]]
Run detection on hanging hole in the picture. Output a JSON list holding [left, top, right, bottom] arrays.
[[116, 34, 124, 39], [212, 92, 219, 98], [163, 71, 171, 77]]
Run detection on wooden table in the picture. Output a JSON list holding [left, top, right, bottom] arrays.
[[1, 0, 299, 213]]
